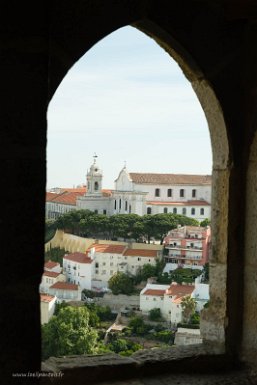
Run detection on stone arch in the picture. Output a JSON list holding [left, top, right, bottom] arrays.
[[48, 3, 231, 354], [243, 131, 257, 364]]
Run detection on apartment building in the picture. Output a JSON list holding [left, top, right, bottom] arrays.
[[163, 225, 211, 271]]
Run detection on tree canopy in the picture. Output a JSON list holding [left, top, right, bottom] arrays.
[[51, 210, 199, 243], [41, 306, 98, 360], [108, 272, 134, 295], [181, 296, 197, 323]]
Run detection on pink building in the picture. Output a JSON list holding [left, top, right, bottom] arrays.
[[163, 226, 211, 268]]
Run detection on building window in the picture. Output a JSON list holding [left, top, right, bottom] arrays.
[[125, 201, 128, 211], [147, 207, 152, 214], [182, 208, 187, 215], [191, 208, 195, 215], [102, 270, 106, 275], [129, 204, 131, 213], [167, 188, 172, 197], [119, 199, 121, 209], [155, 188, 160, 197], [110, 262, 113, 266], [103, 262, 106, 266], [110, 270, 113, 275], [180, 189, 185, 197], [138, 257, 141, 261], [94, 181, 99, 191], [173, 208, 177, 214], [95, 269, 98, 274], [95, 263, 99, 268], [192, 189, 196, 198], [114, 200, 117, 210], [164, 207, 168, 214], [94, 209, 98, 214], [200, 208, 205, 215]]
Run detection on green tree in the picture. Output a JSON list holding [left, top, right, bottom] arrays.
[[149, 308, 162, 321], [41, 306, 98, 360], [202, 263, 209, 283], [45, 219, 57, 243], [128, 315, 148, 335], [44, 246, 67, 266], [141, 263, 157, 281], [170, 268, 202, 284], [200, 218, 211, 227], [181, 296, 197, 324], [108, 272, 134, 295], [141, 213, 199, 244], [190, 312, 200, 325]]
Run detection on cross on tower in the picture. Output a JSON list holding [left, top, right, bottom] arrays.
[[93, 153, 98, 163]]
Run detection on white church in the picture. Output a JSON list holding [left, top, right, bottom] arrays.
[[46, 156, 212, 221]]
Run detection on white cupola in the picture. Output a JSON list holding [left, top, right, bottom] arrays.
[[86, 154, 103, 196]]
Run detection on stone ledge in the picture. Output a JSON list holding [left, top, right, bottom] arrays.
[[41, 345, 239, 384]]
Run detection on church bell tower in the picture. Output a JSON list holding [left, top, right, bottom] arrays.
[[86, 154, 103, 196]]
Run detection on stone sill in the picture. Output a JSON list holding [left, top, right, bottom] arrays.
[[41, 344, 241, 384]]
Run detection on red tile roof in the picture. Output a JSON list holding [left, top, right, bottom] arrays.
[[44, 260, 60, 270], [46, 192, 60, 201], [89, 244, 127, 254], [64, 252, 93, 264], [40, 294, 56, 303], [55, 192, 84, 205], [60, 187, 87, 193], [146, 200, 210, 206], [102, 189, 112, 197], [123, 249, 158, 257], [43, 271, 61, 278], [46, 188, 112, 203], [167, 284, 195, 297], [144, 289, 166, 296], [50, 282, 78, 290], [129, 173, 212, 185]]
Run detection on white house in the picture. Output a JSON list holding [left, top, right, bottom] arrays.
[[39, 271, 66, 294], [44, 260, 62, 273], [140, 281, 208, 325], [140, 284, 170, 316], [49, 282, 82, 301], [63, 252, 95, 290], [123, 248, 161, 275], [88, 243, 127, 288], [86, 243, 161, 289], [40, 293, 57, 324]]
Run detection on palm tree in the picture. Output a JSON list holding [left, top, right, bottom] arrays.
[[181, 296, 196, 323]]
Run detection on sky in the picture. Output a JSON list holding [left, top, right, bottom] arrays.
[[47, 26, 212, 190]]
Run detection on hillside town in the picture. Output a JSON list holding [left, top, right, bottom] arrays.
[[41, 158, 211, 356]]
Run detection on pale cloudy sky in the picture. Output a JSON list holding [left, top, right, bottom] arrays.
[[47, 26, 212, 190]]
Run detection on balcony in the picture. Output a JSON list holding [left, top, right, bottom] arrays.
[[166, 245, 203, 251]]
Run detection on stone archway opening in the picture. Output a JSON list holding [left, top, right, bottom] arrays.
[[45, 20, 230, 359]]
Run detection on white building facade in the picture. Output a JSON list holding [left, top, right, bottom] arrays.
[[39, 271, 66, 294], [140, 281, 209, 324], [40, 294, 57, 324], [87, 243, 161, 289], [62, 252, 95, 290], [46, 157, 212, 221]]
